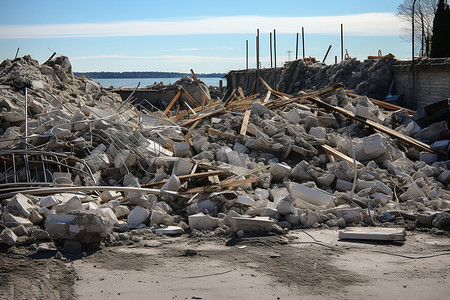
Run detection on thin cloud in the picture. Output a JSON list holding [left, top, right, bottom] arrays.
[[71, 54, 244, 63], [0, 13, 401, 39]]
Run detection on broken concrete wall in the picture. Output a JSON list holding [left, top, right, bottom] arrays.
[[392, 58, 450, 109]]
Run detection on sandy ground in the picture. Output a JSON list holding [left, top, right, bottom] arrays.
[[1, 229, 449, 300]]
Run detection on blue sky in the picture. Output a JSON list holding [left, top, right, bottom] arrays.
[[0, 0, 411, 73]]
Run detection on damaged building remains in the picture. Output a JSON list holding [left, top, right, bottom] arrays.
[[0, 53, 449, 298]]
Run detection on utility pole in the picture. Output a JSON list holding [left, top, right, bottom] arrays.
[[302, 27, 305, 59], [270, 32, 273, 68], [296, 33, 299, 60], [246, 40, 248, 69], [273, 29, 277, 68]]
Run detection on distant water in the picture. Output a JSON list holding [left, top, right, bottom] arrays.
[[93, 77, 226, 88]]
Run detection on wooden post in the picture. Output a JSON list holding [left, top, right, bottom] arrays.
[[302, 27, 305, 59], [246, 39, 249, 70], [219, 80, 223, 92], [14, 47, 20, 59], [273, 29, 277, 68], [340, 23, 344, 62], [296, 33, 299, 60], [270, 32, 273, 68]]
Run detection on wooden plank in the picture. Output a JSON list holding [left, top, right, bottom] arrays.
[[190, 69, 211, 104], [208, 127, 238, 140], [320, 144, 363, 168], [238, 87, 245, 99], [307, 96, 435, 153], [239, 109, 251, 138], [262, 90, 271, 103], [163, 89, 182, 115], [179, 87, 201, 107]]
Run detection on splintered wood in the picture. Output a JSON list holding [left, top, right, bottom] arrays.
[[144, 72, 437, 195]]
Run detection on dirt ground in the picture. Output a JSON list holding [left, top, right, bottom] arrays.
[[1, 229, 449, 300]]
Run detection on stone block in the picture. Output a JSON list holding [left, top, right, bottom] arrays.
[[127, 206, 150, 227], [269, 187, 289, 204], [251, 102, 270, 117], [229, 216, 274, 232], [173, 158, 194, 176], [12, 225, 29, 236], [291, 160, 313, 181], [54, 196, 83, 213], [309, 127, 326, 139], [8, 193, 34, 218], [161, 174, 181, 192], [270, 163, 291, 182], [226, 150, 247, 168], [276, 198, 297, 215], [1, 228, 18, 246], [336, 179, 353, 192], [334, 207, 362, 223], [406, 182, 426, 201], [437, 170, 450, 184], [193, 137, 209, 154], [114, 205, 130, 218], [154, 226, 184, 235], [316, 173, 335, 187], [2, 213, 32, 227], [363, 134, 387, 156], [40, 196, 59, 208], [288, 183, 334, 207], [188, 213, 221, 231], [101, 191, 122, 202], [173, 142, 190, 157], [236, 195, 256, 206], [285, 110, 300, 123], [420, 152, 438, 164], [318, 113, 338, 128]]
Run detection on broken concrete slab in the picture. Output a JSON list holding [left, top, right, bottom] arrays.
[[229, 216, 275, 232], [288, 183, 334, 207], [338, 227, 406, 241], [154, 226, 184, 235], [127, 206, 150, 227], [188, 213, 221, 231], [1, 228, 18, 246]]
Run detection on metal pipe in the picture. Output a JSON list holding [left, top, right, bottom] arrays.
[[270, 32, 273, 68], [0, 186, 183, 200], [296, 33, 299, 60], [24, 87, 28, 146], [323, 45, 332, 63], [412, 0, 417, 61], [302, 27, 305, 59], [273, 29, 277, 68], [256, 29, 260, 70], [341, 23, 344, 61], [246, 39, 249, 69]]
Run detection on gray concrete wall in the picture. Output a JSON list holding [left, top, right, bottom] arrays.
[[392, 58, 450, 109]]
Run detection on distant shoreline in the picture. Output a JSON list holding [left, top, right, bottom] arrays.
[[74, 71, 226, 79]]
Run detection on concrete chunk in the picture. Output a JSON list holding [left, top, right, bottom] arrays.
[[173, 142, 190, 157], [8, 193, 34, 218], [40, 196, 59, 208], [288, 182, 334, 207], [172, 158, 194, 176], [270, 163, 291, 182], [229, 217, 274, 232], [309, 127, 326, 139], [154, 226, 184, 235], [339, 227, 406, 241], [236, 195, 256, 207], [1, 228, 18, 246], [188, 213, 221, 231], [127, 206, 150, 227]]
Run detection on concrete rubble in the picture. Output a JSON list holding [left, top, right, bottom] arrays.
[[1, 55, 449, 251]]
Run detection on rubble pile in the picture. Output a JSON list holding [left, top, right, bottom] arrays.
[[1, 55, 449, 251]]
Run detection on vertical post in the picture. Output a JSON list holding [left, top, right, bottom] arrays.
[[256, 29, 260, 70], [270, 32, 273, 68], [296, 33, 299, 60], [219, 80, 223, 92], [335, 56, 338, 64], [302, 27, 305, 59], [273, 29, 277, 68], [24, 87, 28, 148], [246, 40, 249, 70], [412, 0, 417, 108], [340, 23, 344, 61], [14, 48, 20, 59]]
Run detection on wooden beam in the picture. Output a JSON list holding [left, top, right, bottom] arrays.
[[239, 109, 251, 138], [307, 96, 435, 153], [163, 89, 182, 115], [320, 144, 363, 168], [190, 69, 211, 104], [179, 87, 201, 107]]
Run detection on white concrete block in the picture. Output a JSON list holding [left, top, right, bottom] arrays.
[[161, 174, 181, 192], [173, 142, 190, 157], [8, 193, 34, 218], [172, 158, 194, 176], [1, 228, 18, 246], [236, 195, 256, 207], [188, 213, 221, 230], [288, 183, 334, 207], [229, 217, 274, 232], [270, 163, 291, 182], [40, 196, 59, 208], [127, 206, 150, 227], [150, 209, 174, 226], [114, 205, 130, 218], [54, 196, 83, 213], [154, 226, 184, 235], [309, 127, 326, 139]]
